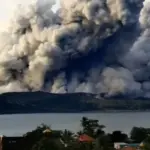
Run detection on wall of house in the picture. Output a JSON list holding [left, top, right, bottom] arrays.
[[2, 137, 25, 150], [0, 136, 2, 150]]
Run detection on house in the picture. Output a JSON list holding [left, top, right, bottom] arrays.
[[0, 136, 3, 150], [1, 136, 25, 150], [114, 142, 141, 150], [78, 134, 95, 142], [114, 142, 127, 149], [121, 147, 138, 150]]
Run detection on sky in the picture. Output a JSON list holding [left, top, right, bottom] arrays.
[[0, 0, 60, 32]]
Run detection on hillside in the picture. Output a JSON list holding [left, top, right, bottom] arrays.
[[0, 92, 150, 114]]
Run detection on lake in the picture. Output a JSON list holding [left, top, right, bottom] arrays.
[[0, 112, 150, 136]]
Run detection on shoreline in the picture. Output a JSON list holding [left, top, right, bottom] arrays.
[[1, 109, 150, 115]]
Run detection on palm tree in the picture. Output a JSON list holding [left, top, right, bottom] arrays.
[[80, 117, 105, 138], [61, 129, 75, 144]]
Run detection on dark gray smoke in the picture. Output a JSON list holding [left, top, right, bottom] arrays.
[[0, 0, 149, 98]]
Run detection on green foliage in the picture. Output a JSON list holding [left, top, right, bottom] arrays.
[[110, 131, 128, 142], [95, 135, 114, 150], [141, 136, 150, 150], [31, 137, 64, 150], [23, 124, 51, 150], [79, 117, 105, 138], [61, 129, 75, 143], [22, 117, 150, 150], [3, 92, 150, 114], [130, 127, 150, 142]]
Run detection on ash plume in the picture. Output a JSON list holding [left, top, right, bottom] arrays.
[[0, 0, 149, 98]]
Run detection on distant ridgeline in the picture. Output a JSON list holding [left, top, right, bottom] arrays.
[[0, 92, 150, 114]]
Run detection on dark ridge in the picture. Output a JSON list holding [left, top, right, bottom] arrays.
[[0, 91, 150, 114]]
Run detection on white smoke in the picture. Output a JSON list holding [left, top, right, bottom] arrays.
[[0, 0, 149, 98], [121, 0, 150, 97]]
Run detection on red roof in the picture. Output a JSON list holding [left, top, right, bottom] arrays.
[[78, 134, 94, 142], [121, 147, 137, 150]]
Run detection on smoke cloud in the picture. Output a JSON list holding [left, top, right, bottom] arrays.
[[0, 0, 150, 98]]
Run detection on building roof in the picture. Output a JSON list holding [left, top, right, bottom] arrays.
[[121, 147, 137, 150], [140, 142, 144, 147], [43, 129, 52, 133], [78, 134, 95, 142], [114, 142, 140, 149], [114, 142, 127, 145]]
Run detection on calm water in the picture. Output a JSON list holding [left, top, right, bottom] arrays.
[[0, 112, 150, 136]]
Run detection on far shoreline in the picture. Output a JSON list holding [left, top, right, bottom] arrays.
[[1, 109, 150, 115]]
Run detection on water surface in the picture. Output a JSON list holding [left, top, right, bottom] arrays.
[[0, 112, 149, 136]]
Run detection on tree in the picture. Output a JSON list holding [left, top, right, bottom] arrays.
[[61, 129, 75, 147], [130, 127, 150, 142], [23, 124, 51, 150], [31, 137, 64, 150], [111, 131, 128, 142], [95, 134, 114, 150], [141, 136, 150, 150], [80, 117, 105, 138]]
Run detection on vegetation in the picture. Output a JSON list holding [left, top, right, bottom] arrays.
[[142, 136, 150, 150], [130, 127, 150, 143], [1, 92, 150, 114], [19, 117, 150, 150]]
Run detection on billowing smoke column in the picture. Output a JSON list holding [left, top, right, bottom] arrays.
[[0, 0, 150, 98]]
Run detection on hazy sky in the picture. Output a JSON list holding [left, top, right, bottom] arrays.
[[0, 0, 60, 31]]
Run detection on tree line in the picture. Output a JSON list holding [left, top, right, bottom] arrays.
[[21, 117, 150, 150]]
